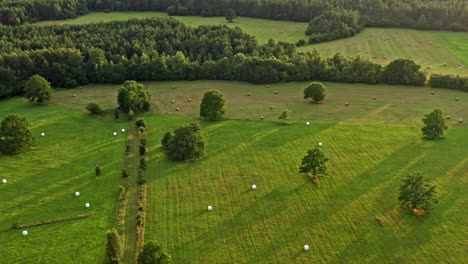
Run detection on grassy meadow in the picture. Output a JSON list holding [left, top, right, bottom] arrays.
[[36, 12, 468, 76], [0, 98, 128, 263], [0, 79, 466, 263], [143, 115, 468, 263], [51, 80, 468, 128]]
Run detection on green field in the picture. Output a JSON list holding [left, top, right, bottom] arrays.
[[1, 80, 467, 263], [143, 116, 467, 263], [36, 12, 468, 77], [50, 81, 468, 128], [0, 99, 128, 263]]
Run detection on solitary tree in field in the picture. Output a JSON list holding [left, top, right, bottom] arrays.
[[165, 123, 205, 161], [85, 102, 103, 115], [225, 8, 237, 23], [137, 241, 171, 264], [421, 109, 447, 139], [161, 131, 173, 149], [304, 82, 327, 103], [200, 90, 226, 121], [299, 147, 329, 178], [117, 80, 151, 114], [398, 171, 438, 212], [0, 114, 34, 154], [278, 110, 291, 124], [106, 228, 123, 264], [24, 74, 53, 103]]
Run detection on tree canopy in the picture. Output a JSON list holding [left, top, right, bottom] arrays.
[[382, 59, 426, 86], [306, 9, 363, 43], [24, 75, 53, 103], [398, 171, 438, 212], [200, 90, 226, 121], [304, 82, 327, 103], [137, 241, 171, 264], [165, 123, 205, 161], [117, 80, 151, 114], [0, 114, 34, 154], [421, 109, 448, 139], [299, 147, 329, 177]]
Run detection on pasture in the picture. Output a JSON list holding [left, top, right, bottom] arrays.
[[50, 80, 468, 128], [36, 12, 468, 77], [0, 98, 127, 263]]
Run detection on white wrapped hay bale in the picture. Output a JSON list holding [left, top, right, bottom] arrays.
[[252, 185, 256, 190], [121, 129, 126, 132], [304, 245, 309, 251], [41, 133, 45, 136], [75, 192, 80, 197], [306, 122, 310, 126], [2, 179, 6, 184], [318, 142, 323, 147], [207, 206, 212, 211], [85, 203, 90, 208], [22, 230, 28, 236], [113, 132, 117, 136]]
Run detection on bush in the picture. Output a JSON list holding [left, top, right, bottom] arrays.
[[138, 126, 146, 134], [85, 102, 103, 115], [0, 114, 34, 155], [24, 74, 53, 103], [106, 228, 123, 264], [200, 90, 226, 121], [137, 241, 171, 264], [114, 108, 120, 119], [135, 118, 147, 128], [122, 169, 129, 178], [128, 110, 135, 121], [140, 158, 147, 170], [95, 165, 101, 176], [140, 137, 147, 146], [139, 145, 146, 156], [117, 80, 151, 114]]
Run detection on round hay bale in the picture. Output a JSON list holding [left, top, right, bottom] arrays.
[[427, 66, 431, 69], [318, 142, 323, 147], [267, 85, 270, 88], [459, 119, 464, 123], [113, 132, 117, 136], [252, 184, 257, 190], [188, 98, 192, 102], [458, 64, 462, 67], [270, 106, 274, 109], [207, 205, 213, 211], [247, 92, 251, 96], [446, 116, 451, 120], [409, 56, 413, 59], [176, 108, 180, 111], [171, 99, 175, 103], [260, 116, 264, 120], [75, 192, 80, 197], [22, 230, 28, 236], [2, 179, 6, 184], [455, 98, 459, 101], [85, 203, 90, 208], [443, 63, 447, 67], [373, 96, 376, 100], [72, 94, 76, 97], [431, 91, 435, 95], [383, 56, 387, 59], [304, 245, 309, 251], [274, 91, 278, 94], [172, 85, 176, 89], [345, 102, 349, 106], [41, 132, 45, 137], [306, 122, 310, 126], [374, 56, 378, 59]]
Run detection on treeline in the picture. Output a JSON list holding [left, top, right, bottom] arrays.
[[0, 18, 435, 100], [0, 0, 467, 32], [303, 9, 363, 45], [429, 74, 468, 92]]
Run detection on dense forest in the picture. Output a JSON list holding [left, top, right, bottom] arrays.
[[0, 0, 467, 32], [0, 18, 434, 100]]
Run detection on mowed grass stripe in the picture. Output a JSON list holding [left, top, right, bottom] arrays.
[[144, 116, 467, 263]]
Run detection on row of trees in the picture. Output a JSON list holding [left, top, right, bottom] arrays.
[[429, 74, 468, 92]]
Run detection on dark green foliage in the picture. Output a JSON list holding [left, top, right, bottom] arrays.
[[114, 108, 120, 119], [139, 145, 146, 156], [299, 148, 329, 177], [166, 123, 205, 161], [306, 9, 363, 43], [304, 82, 327, 103], [135, 118, 147, 128], [95, 165, 101, 176], [106, 228, 123, 264], [85, 102, 103, 115], [138, 126, 146, 134], [117, 81, 151, 114], [128, 110, 135, 121], [398, 171, 438, 211], [126, 144, 130, 153], [136, 212, 143, 226], [382, 59, 426, 86], [137, 241, 172, 264], [140, 157, 147, 170], [0, 114, 34, 154], [122, 169, 129, 178], [278, 110, 291, 124], [421, 109, 448, 139], [161, 132, 173, 149], [24, 75, 53, 103], [200, 90, 226, 121], [140, 137, 147, 147], [429, 74, 468, 92], [225, 8, 236, 23]]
